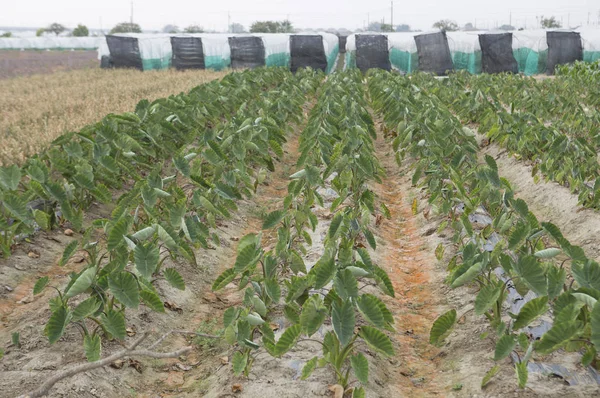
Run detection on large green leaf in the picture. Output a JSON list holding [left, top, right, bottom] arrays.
[[430, 309, 456, 346], [474, 282, 503, 316], [512, 255, 547, 296], [274, 324, 302, 356], [0, 165, 21, 191], [351, 353, 369, 385], [140, 289, 165, 312], [450, 262, 482, 288], [232, 351, 247, 376], [65, 266, 97, 299], [332, 299, 355, 347], [72, 297, 102, 321], [100, 309, 126, 340], [108, 272, 140, 308], [107, 217, 129, 251], [301, 357, 319, 380], [515, 361, 528, 389], [33, 276, 50, 295], [300, 295, 327, 336], [163, 268, 185, 290], [84, 334, 101, 362], [373, 266, 394, 297], [536, 321, 582, 354], [234, 243, 260, 272], [333, 269, 358, 300], [212, 268, 236, 291], [590, 301, 600, 350], [359, 326, 394, 356], [513, 296, 548, 330], [533, 248, 561, 259], [134, 243, 159, 279], [45, 306, 72, 344], [357, 294, 385, 328], [328, 213, 343, 239], [494, 334, 516, 361], [58, 240, 79, 267], [157, 224, 178, 251], [310, 256, 336, 289], [2, 192, 29, 220], [481, 365, 500, 388], [262, 209, 285, 230]]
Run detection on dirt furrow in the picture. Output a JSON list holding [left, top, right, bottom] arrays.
[[370, 129, 451, 396]]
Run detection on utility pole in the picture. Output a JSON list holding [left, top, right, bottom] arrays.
[[391, 1, 394, 31], [228, 11, 231, 32], [509, 12, 512, 27], [367, 13, 370, 29], [130, 1, 133, 25], [568, 13, 570, 28], [588, 12, 591, 26]]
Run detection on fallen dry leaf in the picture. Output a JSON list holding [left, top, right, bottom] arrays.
[[126, 326, 137, 337], [164, 301, 183, 313], [27, 251, 40, 259], [220, 356, 229, 365], [269, 323, 280, 331], [128, 359, 143, 373], [328, 384, 344, 398], [110, 360, 124, 369], [64, 229, 74, 236], [232, 383, 243, 393]]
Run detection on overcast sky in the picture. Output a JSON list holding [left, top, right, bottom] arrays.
[[3, 1, 599, 32]]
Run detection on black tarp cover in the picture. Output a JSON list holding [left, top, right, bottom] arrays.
[[546, 31, 583, 74], [479, 33, 518, 74], [171, 37, 205, 70], [229, 36, 266, 69], [355, 34, 391, 72], [414, 32, 453, 75], [106, 35, 143, 70], [290, 35, 327, 72], [339, 35, 348, 53]]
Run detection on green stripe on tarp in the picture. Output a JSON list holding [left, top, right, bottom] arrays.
[[345, 51, 356, 69], [513, 48, 548, 75], [141, 56, 172, 70], [266, 53, 290, 67], [583, 51, 600, 63], [204, 55, 231, 71], [326, 44, 339, 74], [390, 49, 418, 73], [452, 51, 482, 74]]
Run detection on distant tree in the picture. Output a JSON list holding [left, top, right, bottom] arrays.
[[463, 22, 476, 31], [499, 24, 515, 31], [0, 32, 12, 38], [279, 20, 294, 33], [250, 20, 294, 33], [36, 28, 45, 37], [109, 22, 142, 34], [396, 24, 411, 32], [230, 23, 246, 33], [367, 22, 382, 32], [184, 25, 204, 33], [541, 16, 561, 29], [72, 24, 89, 37], [432, 19, 459, 32], [380, 23, 394, 32], [47, 23, 66, 36], [162, 24, 179, 33]]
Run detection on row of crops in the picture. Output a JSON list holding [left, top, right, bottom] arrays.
[[367, 69, 600, 388], [4, 65, 600, 396]]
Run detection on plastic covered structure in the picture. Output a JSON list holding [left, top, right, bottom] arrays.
[[99, 34, 172, 70]]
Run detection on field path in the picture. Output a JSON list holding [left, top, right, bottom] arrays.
[[370, 127, 450, 396]]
